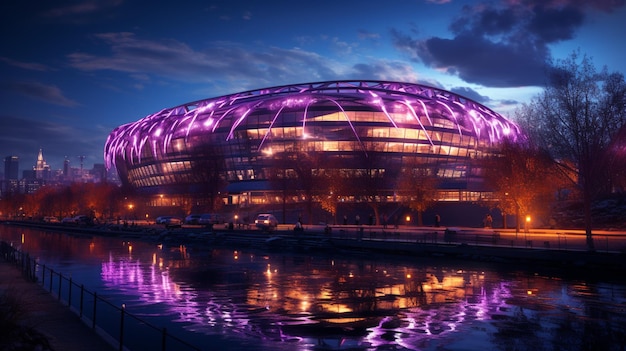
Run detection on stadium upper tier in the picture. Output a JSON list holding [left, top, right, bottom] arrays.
[[104, 80, 523, 200]]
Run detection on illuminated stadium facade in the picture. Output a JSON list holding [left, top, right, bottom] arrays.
[[105, 80, 522, 214]]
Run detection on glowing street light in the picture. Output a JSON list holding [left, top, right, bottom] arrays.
[[524, 215, 531, 245], [127, 203, 134, 221]]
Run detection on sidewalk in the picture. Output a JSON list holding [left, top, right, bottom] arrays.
[[0, 260, 114, 351]]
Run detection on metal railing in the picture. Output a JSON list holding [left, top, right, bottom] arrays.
[[0, 241, 201, 351], [315, 224, 625, 253]]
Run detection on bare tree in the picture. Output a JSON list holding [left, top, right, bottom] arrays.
[[607, 125, 626, 193], [266, 155, 294, 224], [314, 164, 349, 225], [517, 51, 626, 250], [395, 158, 439, 226], [191, 144, 227, 212], [481, 139, 560, 232], [349, 151, 394, 225]]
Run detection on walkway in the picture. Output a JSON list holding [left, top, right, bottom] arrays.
[[0, 259, 114, 351]]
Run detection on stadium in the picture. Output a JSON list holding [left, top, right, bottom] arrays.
[[105, 80, 523, 223]]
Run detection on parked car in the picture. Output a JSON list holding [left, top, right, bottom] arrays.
[[74, 215, 90, 224], [184, 214, 202, 224], [198, 213, 224, 226], [162, 217, 182, 228], [61, 215, 90, 225], [255, 214, 278, 231], [43, 216, 60, 223], [155, 216, 174, 224]]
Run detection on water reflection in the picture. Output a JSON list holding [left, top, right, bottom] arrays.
[[2, 226, 626, 351]]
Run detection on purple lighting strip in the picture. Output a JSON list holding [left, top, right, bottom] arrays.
[[104, 80, 523, 170]]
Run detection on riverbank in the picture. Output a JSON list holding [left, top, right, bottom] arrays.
[[4, 220, 626, 276]]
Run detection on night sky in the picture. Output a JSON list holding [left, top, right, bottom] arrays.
[[1, 0, 625, 173]]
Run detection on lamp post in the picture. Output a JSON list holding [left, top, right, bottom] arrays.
[[525, 215, 531, 246]]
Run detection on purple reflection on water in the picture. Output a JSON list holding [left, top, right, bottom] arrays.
[[3, 227, 626, 351]]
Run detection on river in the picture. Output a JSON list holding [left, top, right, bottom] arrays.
[[2, 225, 625, 351]]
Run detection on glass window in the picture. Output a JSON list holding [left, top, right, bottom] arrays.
[[401, 143, 415, 153], [353, 111, 374, 122], [404, 129, 418, 140], [388, 128, 405, 139], [322, 141, 339, 151]]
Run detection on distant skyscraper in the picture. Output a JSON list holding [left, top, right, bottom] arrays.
[[33, 148, 50, 180], [4, 156, 18, 180], [63, 157, 70, 178], [3, 155, 19, 194]]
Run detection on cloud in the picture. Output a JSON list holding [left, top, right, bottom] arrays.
[[0, 57, 50, 71], [351, 61, 422, 83], [357, 30, 381, 40], [392, 0, 626, 88], [67, 31, 451, 94], [1, 81, 78, 107], [42, 0, 124, 19], [449, 87, 490, 104], [68, 32, 350, 90]]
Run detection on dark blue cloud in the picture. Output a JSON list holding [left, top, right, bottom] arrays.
[[392, 0, 626, 88], [450, 87, 489, 104]]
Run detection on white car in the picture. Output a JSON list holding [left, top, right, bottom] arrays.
[[255, 214, 278, 231]]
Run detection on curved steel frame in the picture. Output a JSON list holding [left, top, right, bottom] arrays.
[[105, 80, 522, 170]]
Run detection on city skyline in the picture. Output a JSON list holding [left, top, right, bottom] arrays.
[[2, 148, 102, 175], [1, 0, 625, 173]]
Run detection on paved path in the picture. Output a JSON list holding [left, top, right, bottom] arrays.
[[0, 260, 114, 351]]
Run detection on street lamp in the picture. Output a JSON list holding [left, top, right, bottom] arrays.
[[525, 215, 531, 246]]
